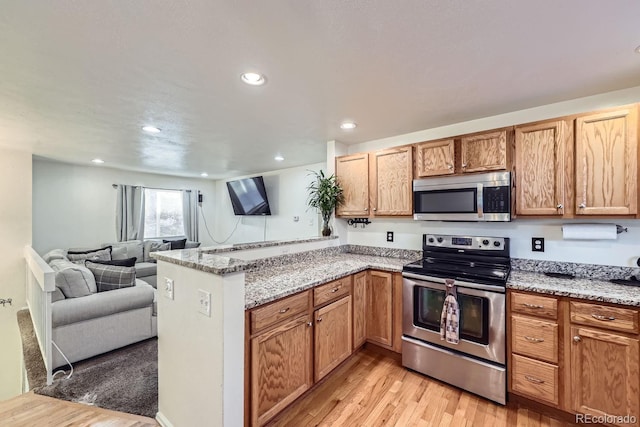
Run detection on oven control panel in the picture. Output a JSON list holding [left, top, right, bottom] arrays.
[[425, 234, 506, 251]]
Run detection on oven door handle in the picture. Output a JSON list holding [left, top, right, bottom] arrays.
[[402, 272, 506, 293]]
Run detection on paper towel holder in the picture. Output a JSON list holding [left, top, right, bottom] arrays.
[[616, 225, 628, 234]]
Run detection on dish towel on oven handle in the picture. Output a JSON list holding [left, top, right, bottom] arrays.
[[440, 290, 460, 344]]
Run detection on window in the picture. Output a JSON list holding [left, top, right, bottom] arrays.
[[143, 189, 185, 239]]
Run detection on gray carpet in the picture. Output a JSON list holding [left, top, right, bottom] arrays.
[[17, 309, 47, 389], [34, 338, 158, 418]]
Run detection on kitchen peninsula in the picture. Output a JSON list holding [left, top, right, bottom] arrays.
[[151, 237, 420, 427]]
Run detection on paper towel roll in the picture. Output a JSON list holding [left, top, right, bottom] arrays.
[[561, 223, 618, 240]]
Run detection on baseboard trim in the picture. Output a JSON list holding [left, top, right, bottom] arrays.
[[156, 411, 174, 427]]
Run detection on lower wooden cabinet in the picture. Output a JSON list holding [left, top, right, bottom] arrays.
[[366, 270, 393, 348], [352, 271, 367, 349], [250, 314, 313, 427], [314, 295, 352, 381], [570, 325, 640, 422]]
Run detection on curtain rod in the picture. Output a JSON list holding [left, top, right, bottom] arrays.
[[112, 184, 191, 192]]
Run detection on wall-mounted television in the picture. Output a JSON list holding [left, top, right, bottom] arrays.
[[226, 176, 272, 215]]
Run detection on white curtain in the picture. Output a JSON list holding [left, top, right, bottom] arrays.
[[116, 185, 145, 242], [182, 189, 199, 242]]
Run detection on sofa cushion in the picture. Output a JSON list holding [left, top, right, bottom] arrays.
[[49, 259, 98, 298], [90, 257, 137, 267], [143, 240, 170, 263], [135, 262, 157, 278], [184, 241, 201, 249], [163, 238, 187, 250], [51, 280, 154, 327], [67, 247, 112, 263], [85, 261, 136, 293], [42, 249, 67, 264], [104, 240, 144, 262], [51, 287, 66, 303]]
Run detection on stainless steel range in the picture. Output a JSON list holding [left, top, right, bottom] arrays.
[[402, 234, 510, 404]]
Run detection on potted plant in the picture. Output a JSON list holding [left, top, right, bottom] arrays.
[[306, 170, 344, 236]]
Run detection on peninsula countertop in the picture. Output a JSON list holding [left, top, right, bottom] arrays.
[[245, 253, 414, 309]]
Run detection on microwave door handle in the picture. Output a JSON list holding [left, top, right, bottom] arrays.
[[477, 183, 483, 219]]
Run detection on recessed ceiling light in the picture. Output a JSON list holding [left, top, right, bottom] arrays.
[[241, 72, 266, 86], [340, 121, 357, 130], [91, 158, 104, 164], [200, 172, 209, 177], [635, 45, 640, 53], [142, 125, 161, 133], [274, 155, 284, 161]]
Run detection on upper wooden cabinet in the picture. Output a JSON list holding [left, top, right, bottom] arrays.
[[370, 147, 413, 216], [335, 153, 370, 217], [336, 147, 413, 218], [514, 120, 572, 216], [460, 130, 509, 173], [575, 106, 638, 216], [415, 139, 455, 177]]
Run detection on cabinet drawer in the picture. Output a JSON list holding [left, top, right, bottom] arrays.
[[251, 291, 310, 334], [570, 301, 639, 334], [512, 354, 558, 406], [511, 292, 557, 319], [511, 315, 558, 364], [314, 276, 352, 307]]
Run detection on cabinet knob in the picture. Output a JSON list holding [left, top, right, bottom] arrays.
[[591, 314, 616, 321], [278, 307, 290, 314], [373, 208, 377, 212], [579, 203, 586, 209], [364, 207, 368, 211], [556, 204, 563, 209], [316, 317, 323, 323], [462, 163, 467, 168], [307, 321, 313, 327], [573, 335, 581, 343], [447, 164, 453, 169]]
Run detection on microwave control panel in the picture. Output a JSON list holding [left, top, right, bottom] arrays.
[[482, 186, 510, 213]]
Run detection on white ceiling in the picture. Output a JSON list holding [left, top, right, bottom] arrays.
[[1, 1, 639, 179]]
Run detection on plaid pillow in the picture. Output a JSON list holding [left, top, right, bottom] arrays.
[[67, 247, 112, 263], [85, 260, 136, 292]]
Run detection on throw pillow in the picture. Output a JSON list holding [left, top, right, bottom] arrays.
[[184, 241, 201, 249], [42, 249, 68, 264], [49, 259, 98, 297], [67, 246, 112, 263], [104, 240, 143, 262], [144, 240, 171, 262], [85, 260, 136, 292], [111, 246, 128, 260], [88, 257, 137, 267], [163, 238, 187, 250]]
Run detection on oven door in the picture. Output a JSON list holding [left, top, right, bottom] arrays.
[[402, 273, 506, 365]]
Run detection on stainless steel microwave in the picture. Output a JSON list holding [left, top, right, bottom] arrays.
[[413, 171, 511, 221]]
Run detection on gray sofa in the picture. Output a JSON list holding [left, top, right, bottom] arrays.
[[41, 238, 199, 369]]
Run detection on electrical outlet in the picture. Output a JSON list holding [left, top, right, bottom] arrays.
[[164, 278, 174, 300], [532, 237, 545, 252], [293, 216, 299, 222], [198, 289, 211, 317], [387, 231, 394, 242]]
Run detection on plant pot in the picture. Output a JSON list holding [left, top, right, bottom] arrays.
[[321, 216, 332, 236]]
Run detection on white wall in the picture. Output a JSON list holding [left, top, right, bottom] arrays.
[[32, 158, 217, 253], [211, 162, 326, 244], [337, 86, 640, 267], [0, 148, 32, 400]]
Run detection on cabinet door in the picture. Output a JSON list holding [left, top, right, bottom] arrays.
[[415, 139, 455, 177], [370, 146, 413, 216], [251, 315, 313, 426], [335, 153, 369, 217], [353, 271, 367, 349], [314, 296, 352, 382], [366, 270, 393, 348], [571, 326, 639, 423], [515, 121, 571, 216], [575, 106, 638, 215], [460, 130, 508, 173]]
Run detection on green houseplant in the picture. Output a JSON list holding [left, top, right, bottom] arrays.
[[306, 170, 344, 236]]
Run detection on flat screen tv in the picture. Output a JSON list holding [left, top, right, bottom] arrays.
[[226, 176, 272, 215]]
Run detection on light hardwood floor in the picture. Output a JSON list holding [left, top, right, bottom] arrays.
[[267, 346, 579, 427], [0, 392, 158, 427]]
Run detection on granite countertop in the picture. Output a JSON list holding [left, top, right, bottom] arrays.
[[507, 270, 640, 307], [199, 236, 338, 254], [151, 249, 256, 275], [245, 253, 413, 309]]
